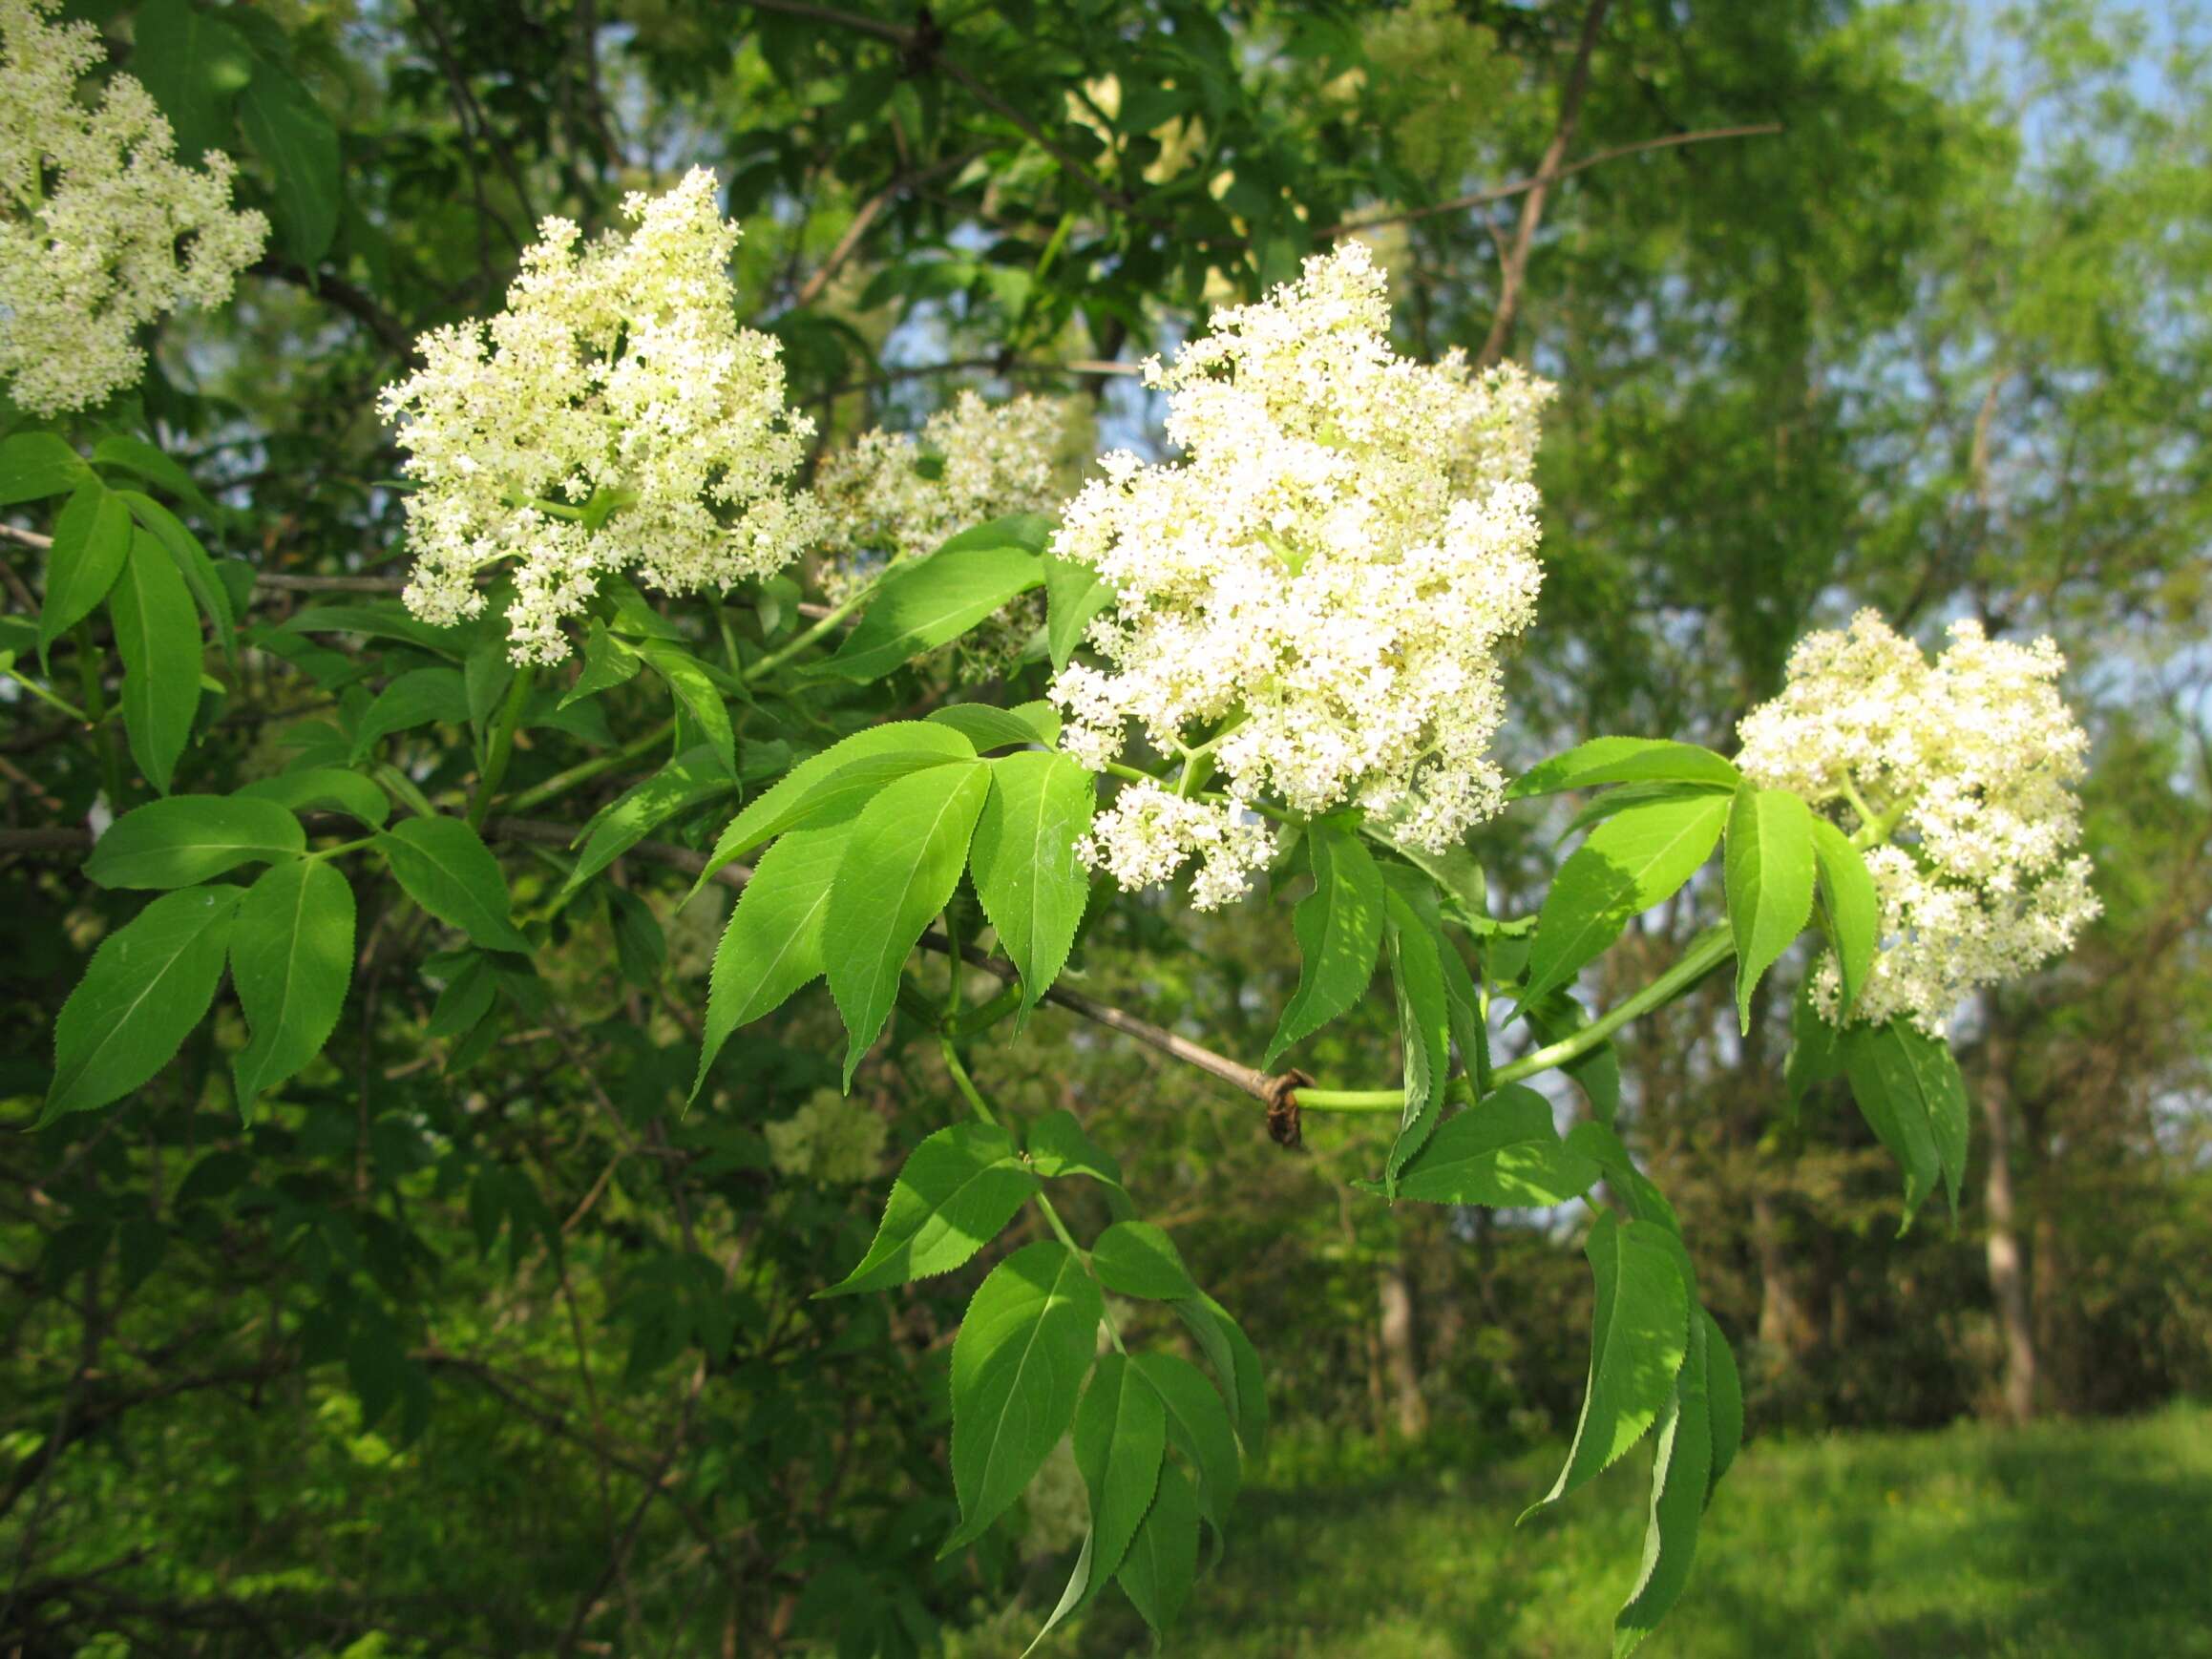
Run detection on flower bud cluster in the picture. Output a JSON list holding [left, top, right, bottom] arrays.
[[1738, 610, 2099, 1029], [0, 0, 267, 416], [1049, 241, 1552, 907], [380, 168, 821, 662]]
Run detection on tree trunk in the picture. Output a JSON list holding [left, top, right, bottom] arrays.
[[1376, 1258, 1429, 1439], [1980, 1014, 2037, 1423]]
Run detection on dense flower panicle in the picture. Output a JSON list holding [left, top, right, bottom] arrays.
[[379, 168, 822, 663], [814, 390, 1070, 680], [1048, 241, 1552, 908], [1079, 782, 1279, 914], [1738, 610, 2099, 1030], [0, 0, 267, 416]]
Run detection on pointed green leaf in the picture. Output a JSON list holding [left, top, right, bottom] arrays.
[[46, 886, 240, 1121], [85, 795, 304, 890], [563, 749, 736, 895], [238, 58, 340, 263], [825, 760, 991, 1083], [231, 856, 356, 1111], [970, 749, 1093, 1007], [1527, 1213, 1691, 1518], [1893, 1019, 1970, 1217], [1265, 818, 1384, 1066], [820, 533, 1046, 682], [1116, 1458, 1199, 1635], [693, 823, 852, 1097], [95, 440, 221, 518], [944, 1239, 1103, 1549], [824, 1123, 1039, 1295], [1022, 1531, 1096, 1657], [1612, 1308, 1716, 1658], [559, 620, 642, 708], [1524, 791, 1729, 1005], [693, 721, 973, 888], [349, 667, 469, 760], [128, 0, 255, 165], [1563, 1123, 1681, 1234], [1366, 1084, 1599, 1208], [1089, 1221, 1197, 1301], [1700, 1308, 1743, 1502], [1382, 881, 1452, 1184], [0, 431, 90, 505], [1783, 976, 1843, 1108], [1509, 737, 1740, 800], [37, 484, 132, 658], [635, 640, 733, 774], [1809, 817, 1880, 1019], [1205, 1295, 1269, 1455], [1841, 1019, 1944, 1228], [928, 701, 1061, 751], [1133, 1352, 1240, 1524], [1026, 1109, 1125, 1187], [234, 766, 390, 828], [1725, 785, 1818, 1033], [1073, 1354, 1168, 1584], [116, 492, 235, 666], [1525, 990, 1622, 1124], [109, 529, 204, 794], [374, 816, 530, 953], [1043, 550, 1113, 671]]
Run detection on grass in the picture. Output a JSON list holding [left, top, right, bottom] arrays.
[[1030, 1401, 2212, 1658]]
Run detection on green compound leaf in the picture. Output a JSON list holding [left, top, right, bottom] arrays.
[[820, 521, 1049, 682], [634, 640, 734, 775], [109, 529, 205, 795], [824, 760, 991, 1085], [1526, 1212, 1692, 1520], [1073, 1353, 1168, 1584], [1089, 1220, 1198, 1301], [1809, 816, 1881, 1019], [1612, 1303, 1717, 1658], [1894, 1018, 1970, 1217], [943, 1239, 1103, 1551], [1724, 785, 1818, 1033], [348, 666, 469, 761], [1025, 1109, 1126, 1188], [37, 483, 132, 660], [45, 886, 241, 1123], [231, 856, 356, 1113], [1508, 736, 1740, 800], [559, 620, 642, 708], [86, 795, 305, 891], [562, 746, 736, 895], [118, 492, 235, 667], [693, 822, 852, 1099], [1364, 1084, 1599, 1208], [970, 749, 1093, 1008], [1115, 1457, 1199, 1636], [823, 1123, 1039, 1296], [1841, 1018, 1947, 1229], [1523, 790, 1729, 1005], [693, 721, 973, 890], [1701, 1307, 1744, 1502], [374, 816, 531, 954], [1264, 817, 1384, 1067], [1381, 879, 1453, 1186]]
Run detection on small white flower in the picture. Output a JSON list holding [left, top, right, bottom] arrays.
[[1738, 610, 2099, 1030], [0, 0, 267, 416], [379, 169, 823, 662], [1048, 241, 1552, 907]]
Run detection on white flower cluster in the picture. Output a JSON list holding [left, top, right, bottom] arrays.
[[1738, 610, 2099, 1031], [379, 168, 821, 663], [1049, 241, 1552, 908], [814, 390, 1069, 680], [765, 1088, 889, 1185], [0, 0, 267, 416]]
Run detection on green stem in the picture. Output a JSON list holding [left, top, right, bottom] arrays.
[[503, 717, 674, 815], [742, 574, 883, 682], [466, 664, 537, 830], [1292, 925, 1738, 1110], [306, 836, 376, 863], [73, 620, 125, 807], [1, 661, 88, 724]]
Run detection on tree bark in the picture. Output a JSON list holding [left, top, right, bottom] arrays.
[[1376, 1257, 1430, 1439], [1979, 1012, 2037, 1423]]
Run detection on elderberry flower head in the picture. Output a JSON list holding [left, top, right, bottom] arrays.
[[1737, 610, 2099, 1031], [379, 169, 823, 663], [1049, 241, 1552, 908], [0, 0, 267, 416]]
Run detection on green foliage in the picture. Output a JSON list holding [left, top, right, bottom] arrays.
[[970, 749, 1094, 1007], [36, 483, 131, 656], [1723, 785, 1817, 1033], [826, 1124, 1039, 1295], [229, 855, 356, 1111], [372, 816, 531, 953], [1365, 1085, 1598, 1208], [1266, 818, 1384, 1065], [1524, 790, 1730, 1004], [1074, 1354, 1169, 1584], [84, 795, 305, 890]]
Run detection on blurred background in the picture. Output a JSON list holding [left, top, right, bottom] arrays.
[[3, 0, 2208, 1653]]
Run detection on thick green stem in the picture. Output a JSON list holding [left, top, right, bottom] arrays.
[[1293, 924, 1738, 1111], [467, 664, 537, 830], [73, 620, 126, 807]]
